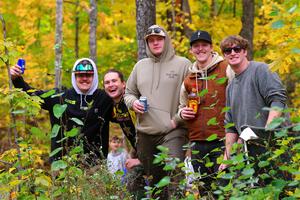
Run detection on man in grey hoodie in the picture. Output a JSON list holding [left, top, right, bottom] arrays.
[[178, 30, 233, 194], [124, 25, 191, 196], [218, 35, 287, 171]]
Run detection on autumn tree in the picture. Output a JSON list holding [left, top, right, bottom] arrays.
[[136, 0, 156, 60]]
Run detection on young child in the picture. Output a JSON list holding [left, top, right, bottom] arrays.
[[107, 135, 128, 175]]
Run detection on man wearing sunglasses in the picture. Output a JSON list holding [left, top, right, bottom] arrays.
[[178, 30, 233, 194], [10, 58, 113, 164], [124, 24, 191, 197], [218, 35, 287, 172]]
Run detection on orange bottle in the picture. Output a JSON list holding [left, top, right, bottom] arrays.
[[188, 88, 199, 113]]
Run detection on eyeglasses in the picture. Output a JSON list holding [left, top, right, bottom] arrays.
[[74, 63, 93, 72], [223, 46, 243, 55], [146, 27, 163, 35]]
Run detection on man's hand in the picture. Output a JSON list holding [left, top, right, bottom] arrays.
[[180, 107, 196, 120], [132, 100, 145, 114], [10, 65, 22, 80], [125, 158, 141, 170]]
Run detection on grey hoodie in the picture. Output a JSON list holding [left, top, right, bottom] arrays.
[[124, 27, 191, 135], [71, 58, 99, 110]]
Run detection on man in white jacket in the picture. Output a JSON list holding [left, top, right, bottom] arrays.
[[124, 25, 191, 197]]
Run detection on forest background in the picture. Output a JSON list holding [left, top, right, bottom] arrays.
[[0, 0, 299, 199]]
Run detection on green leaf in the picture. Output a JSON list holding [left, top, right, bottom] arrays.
[[206, 134, 217, 141], [292, 48, 300, 54], [53, 104, 67, 119], [269, 10, 279, 16], [156, 176, 170, 188], [51, 92, 64, 98], [258, 160, 270, 168], [70, 118, 84, 126], [11, 110, 25, 114], [51, 124, 60, 138], [271, 20, 285, 29], [224, 123, 235, 129], [242, 168, 255, 176], [70, 146, 83, 155], [207, 117, 218, 126], [216, 77, 227, 84], [30, 127, 44, 138], [40, 89, 56, 98], [49, 147, 63, 157], [65, 128, 79, 138], [198, 89, 208, 97], [153, 156, 163, 164], [51, 160, 68, 171], [266, 117, 285, 130], [288, 4, 297, 14], [221, 106, 231, 113], [156, 145, 169, 153], [34, 175, 51, 187], [69, 167, 83, 177]]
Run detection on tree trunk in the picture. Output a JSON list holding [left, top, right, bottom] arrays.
[[233, 0, 236, 17], [240, 0, 254, 60], [75, 0, 79, 59], [210, 0, 216, 17], [136, 0, 156, 60], [55, 0, 63, 89], [89, 0, 97, 63]]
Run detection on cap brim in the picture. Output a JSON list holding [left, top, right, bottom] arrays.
[[144, 33, 166, 40], [190, 39, 212, 46], [74, 71, 94, 74]]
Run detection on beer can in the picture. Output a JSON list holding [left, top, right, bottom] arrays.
[[17, 58, 26, 74], [139, 96, 148, 112]]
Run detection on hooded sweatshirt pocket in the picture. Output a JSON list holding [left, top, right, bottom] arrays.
[[137, 107, 172, 135]]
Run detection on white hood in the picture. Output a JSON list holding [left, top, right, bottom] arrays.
[[71, 58, 98, 95]]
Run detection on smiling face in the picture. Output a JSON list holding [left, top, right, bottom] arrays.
[[104, 72, 125, 103], [223, 44, 248, 68], [75, 73, 94, 93], [190, 40, 213, 68], [147, 35, 165, 57]]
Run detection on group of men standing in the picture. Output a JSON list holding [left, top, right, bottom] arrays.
[[10, 24, 287, 199]]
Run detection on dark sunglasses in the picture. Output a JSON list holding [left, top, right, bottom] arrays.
[[146, 27, 163, 35], [223, 46, 243, 55]]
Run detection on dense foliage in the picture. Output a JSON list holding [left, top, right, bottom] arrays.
[[0, 0, 299, 199]]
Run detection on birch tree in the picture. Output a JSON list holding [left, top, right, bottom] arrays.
[[89, 0, 97, 63], [55, 0, 63, 89]]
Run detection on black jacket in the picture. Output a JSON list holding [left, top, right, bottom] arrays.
[[13, 77, 113, 162]]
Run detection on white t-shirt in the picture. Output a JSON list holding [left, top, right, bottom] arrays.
[[107, 150, 128, 174]]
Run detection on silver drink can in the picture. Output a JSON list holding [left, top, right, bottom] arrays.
[[139, 96, 148, 112]]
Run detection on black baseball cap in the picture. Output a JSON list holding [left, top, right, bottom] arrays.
[[190, 30, 212, 46]]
